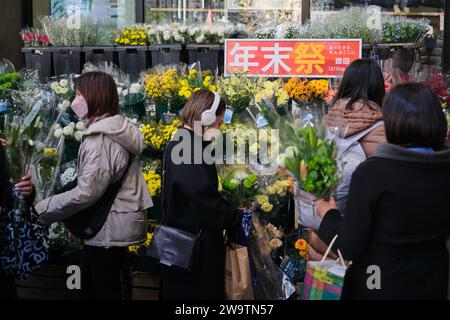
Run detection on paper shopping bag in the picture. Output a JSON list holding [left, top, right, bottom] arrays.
[[225, 244, 254, 300], [301, 235, 347, 300]]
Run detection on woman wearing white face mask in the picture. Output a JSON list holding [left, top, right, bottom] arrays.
[[35, 72, 153, 300], [160, 90, 243, 300]]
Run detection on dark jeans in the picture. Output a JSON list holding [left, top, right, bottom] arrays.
[[81, 245, 132, 300], [0, 269, 17, 300]]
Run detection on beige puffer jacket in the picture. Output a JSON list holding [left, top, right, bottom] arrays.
[[327, 98, 387, 157], [36, 115, 153, 247]]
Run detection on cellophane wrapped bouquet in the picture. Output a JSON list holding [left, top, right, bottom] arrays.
[[258, 81, 341, 230]]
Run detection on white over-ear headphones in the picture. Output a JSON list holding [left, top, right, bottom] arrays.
[[201, 91, 221, 127]]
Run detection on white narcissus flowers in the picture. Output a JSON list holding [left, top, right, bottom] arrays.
[[75, 121, 85, 131], [130, 83, 142, 94], [54, 128, 64, 139], [74, 131, 84, 142], [63, 126, 74, 136]]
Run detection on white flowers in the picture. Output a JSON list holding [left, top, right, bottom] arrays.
[[60, 167, 77, 185], [75, 121, 85, 131], [130, 83, 142, 94], [163, 31, 171, 41], [54, 121, 86, 142], [145, 22, 236, 44], [63, 126, 74, 136], [54, 128, 64, 139], [74, 131, 84, 142], [51, 79, 70, 95], [117, 83, 142, 97], [57, 100, 71, 112], [234, 171, 249, 181]]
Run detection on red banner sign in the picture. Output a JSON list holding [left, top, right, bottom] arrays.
[[224, 39, 362, 78]]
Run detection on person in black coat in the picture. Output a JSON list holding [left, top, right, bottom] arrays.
[[160, 90, 242, 300], [0, 141, 35, 300], [316, 83, 450, 300]]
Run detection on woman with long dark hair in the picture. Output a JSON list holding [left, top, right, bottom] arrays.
[[317, 83, 450, 299], [327, 58, 387, 214], [35, 72, 153, 300], [0, 141, 34, 299]]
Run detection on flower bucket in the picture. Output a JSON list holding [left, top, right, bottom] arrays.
[[82, 46, 115, 65], [21, 47, 53, 81], [186, 44, 222, 73], [52, 46, 82, 76], [149, 44, 182, 67], [122, 92, 146, 120], [116, 46, 149, 82]]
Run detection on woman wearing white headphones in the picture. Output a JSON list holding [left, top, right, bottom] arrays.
[[160, 89, 243, 300]]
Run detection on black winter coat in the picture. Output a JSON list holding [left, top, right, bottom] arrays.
[[160, 128, 242, 300], [319, 143, 450, 300]]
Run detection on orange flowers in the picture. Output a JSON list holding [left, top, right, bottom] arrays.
[[295, 239, 309, 258], [284, 78, 329, 103]]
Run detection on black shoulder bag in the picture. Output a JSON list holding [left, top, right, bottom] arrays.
[[147, 146, 203, 272], [54, 155, 132, 240]]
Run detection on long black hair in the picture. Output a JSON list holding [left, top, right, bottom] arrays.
[[383, 82, 448, 149], [333, 58, 386, 110]]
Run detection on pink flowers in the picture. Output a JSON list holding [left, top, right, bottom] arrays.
[[20, 28, 50, 47]]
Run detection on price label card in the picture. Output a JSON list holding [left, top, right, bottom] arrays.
[[224, 108, 233, 124], [162, 112, 176, 125], [256, 113, 269, 128]]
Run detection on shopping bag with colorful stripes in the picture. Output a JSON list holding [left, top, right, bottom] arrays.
[[301, 235, 347, 300]]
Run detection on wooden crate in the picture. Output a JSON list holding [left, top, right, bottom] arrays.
[[15, 265, 81, 300], [16, 265, 161, 300], [131, 272, 160, 300]]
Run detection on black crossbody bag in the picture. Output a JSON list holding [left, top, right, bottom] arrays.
[[147, 146, 203, 272], [54, 155, 132, 239]]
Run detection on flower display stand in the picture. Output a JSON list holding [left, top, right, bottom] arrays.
[[116, 46, 149, 81], [149, 44, 182, 67], [82, 46, 115, 65], [52, 46, 83, 76], [186, 44, 222, 73], [21, 47, 53, 81]]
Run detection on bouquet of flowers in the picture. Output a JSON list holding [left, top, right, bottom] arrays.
[[21, 28, 50, 47], [53, 121, 86, 164], [281, 228, 311, 283], [146, 23, 183, 44], [217, 72, 256, 113], [218, 165, 259, 209], [284, 78, 329, 105], [31, 137, 64, 201], [256, 173, 293, 214], [115, 26, 149, 46], [255, 79, 289, 108], [144, 66, 183, 108], [40, 15, 106, 46], [179, 68, 217, 100], [57, 160, 77, 188], [382, 17, 429, 43], [141, 160, 162, 198], [140, 119, 181, 151], [423, 72, 450, 109], [173, 23, 235, 44], [281, 126, 340, 198]]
